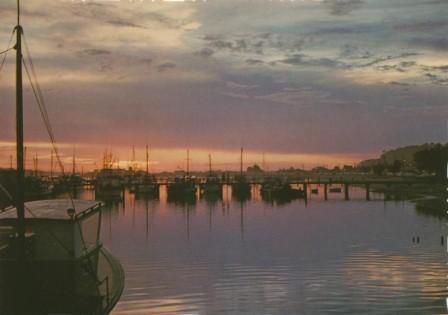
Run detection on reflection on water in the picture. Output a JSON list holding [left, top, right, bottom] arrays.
[[74, 186, 447, 314]]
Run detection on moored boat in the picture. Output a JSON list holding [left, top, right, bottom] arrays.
[[201, 154, 222, 197], [0, 200, 124, 314], [0, 2, 125, 313], [95, 169, 125, 199]]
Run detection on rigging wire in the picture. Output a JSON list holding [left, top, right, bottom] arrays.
[[0, 47, 14, 56], [0, 29, 15, 76], [21, 31, 76, 210]]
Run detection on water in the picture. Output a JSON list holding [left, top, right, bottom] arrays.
[[76, 186, 447, 314]]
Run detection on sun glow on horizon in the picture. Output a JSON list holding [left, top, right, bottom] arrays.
[[0, 141, 370, 172]]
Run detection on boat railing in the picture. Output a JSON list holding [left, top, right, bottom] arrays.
[[98, 274, 110, 306], [97, 247, 125, 313]]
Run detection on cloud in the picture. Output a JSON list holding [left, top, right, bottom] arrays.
[[376, 61, 416, 73], [157, 62, 176, 72], [201, 32, 308, 57], [424, 73, 448, 85], [194, 47, 215, 58], [107, 19, 146, 29], [78, 49, 111, 56], [358, 53, 419, 68], [279, 54, 346, 69], [408, 37, 448, 51], [323, 0, 364, 16], [246, 59, 264, 65]]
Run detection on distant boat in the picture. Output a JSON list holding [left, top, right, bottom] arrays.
[[0, 3, 124, 313], [168, 175, 197, 197], [134, 145, 159, 197], [95, 169, 124, 199], [261, 177, 305, 200], [0, 170, 53, 203], [201, 154, 222, 197], [231, 148, 251, 200], [329, 187, 342, 193], [167, 149, 197, 199]]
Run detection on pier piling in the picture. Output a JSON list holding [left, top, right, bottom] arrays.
[[344, 183, 349, 201]]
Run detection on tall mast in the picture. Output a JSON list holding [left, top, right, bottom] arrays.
[[208, 154, 212, 176], [15, 0, 25, 255], [240, 147, 243, 176], [186, 149, 190, 176], [34, 154, 38, 175], [132, 145, 136, 171], [72, 149, 76, 175], [145, 145, 149, 175]]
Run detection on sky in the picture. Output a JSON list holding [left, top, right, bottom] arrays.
[[0, 0, 447, 172]]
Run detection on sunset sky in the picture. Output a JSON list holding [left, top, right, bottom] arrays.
[[0, 0, 447, 171]]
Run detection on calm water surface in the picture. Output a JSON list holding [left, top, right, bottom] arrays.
[[78, 186, 447, 314]]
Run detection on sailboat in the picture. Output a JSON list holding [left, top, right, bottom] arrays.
[[231, 147, 251, 200], [201, 154, 222, 197], [0, 2, 124, 314], [167, 149, 197, 201], [134, 145, 159, 197], [95, 150, 124, 199]]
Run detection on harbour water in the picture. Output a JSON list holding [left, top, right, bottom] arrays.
[[72, 186, 446, 315]]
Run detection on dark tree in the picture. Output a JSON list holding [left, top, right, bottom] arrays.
[[247, 164, 263, 173], [388, 160, 403, 174], [372, 163, 386, 175], [413, 144, 448, 179]]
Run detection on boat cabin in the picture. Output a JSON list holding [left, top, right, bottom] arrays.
[[0, 199, 102, 261]]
